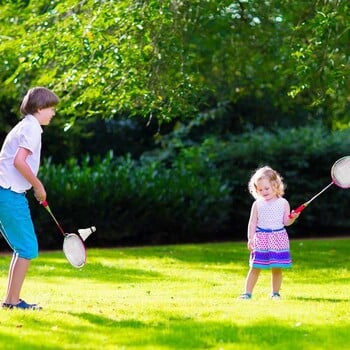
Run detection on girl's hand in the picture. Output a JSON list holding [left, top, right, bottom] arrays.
[[284, 211, 300, 226], [284, 199, 301, 226], [247, 238, 254, 251], [289, 210, 300, 220]]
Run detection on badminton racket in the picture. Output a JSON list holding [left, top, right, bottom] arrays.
[[41, 200, 91, 268], [289, 156, 350, 218]]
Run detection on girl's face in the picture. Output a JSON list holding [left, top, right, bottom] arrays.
[[255, 178, 276, 200]]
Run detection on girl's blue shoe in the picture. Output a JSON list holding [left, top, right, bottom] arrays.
[[238, 293, 252, 299]]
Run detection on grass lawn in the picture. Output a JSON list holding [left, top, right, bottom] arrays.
[[0, 238, 349, 349]]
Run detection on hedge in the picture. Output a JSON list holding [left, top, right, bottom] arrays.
[[26, 124, 350, 249]]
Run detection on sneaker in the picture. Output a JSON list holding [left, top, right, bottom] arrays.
[[2, 299, 42, 310], [271, 292, 281, 300], [238, 293, 252, 300]]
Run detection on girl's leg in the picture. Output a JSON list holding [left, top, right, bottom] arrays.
[[244, 267, 261, 294], [271, 268, 282, 294], [4, 254, 30, 304]]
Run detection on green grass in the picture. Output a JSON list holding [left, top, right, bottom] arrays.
[[0, 238, 349, 349]]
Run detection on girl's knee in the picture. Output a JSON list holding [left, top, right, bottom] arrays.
[[250, 267, 261, 276], [272, 268, 282, 275]]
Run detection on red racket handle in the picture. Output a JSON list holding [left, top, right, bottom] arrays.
[[41, 200, 48, 207], [288, 203, 306, 219]]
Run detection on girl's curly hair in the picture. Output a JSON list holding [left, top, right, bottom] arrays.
[[248, 166, 285, 199]]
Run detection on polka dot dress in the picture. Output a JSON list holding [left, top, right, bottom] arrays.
[[250, 197, 292, 269]]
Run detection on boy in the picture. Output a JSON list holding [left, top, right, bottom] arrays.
[[0, 87, 59, 310]]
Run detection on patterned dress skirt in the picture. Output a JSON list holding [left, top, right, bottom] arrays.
[[250, 227, 292, 269]]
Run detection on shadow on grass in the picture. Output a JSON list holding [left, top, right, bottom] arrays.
[[0, 332, 59, 350], [114, 242, 248, 265], [1, 309, 349, 349], [71, 311, 147, 328], [23, 242, 248, 284], [3, 240, 349, 286], [66, 311, 349, 349], [290, 238, 350, 269], [32, 259, 165, 283], [292, 296, 349, 303]]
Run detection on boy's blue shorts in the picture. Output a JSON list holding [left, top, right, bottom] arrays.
[[0, 187, 38, 259]]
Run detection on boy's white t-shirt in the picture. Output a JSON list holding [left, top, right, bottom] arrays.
[[0, 115, 43, 193]]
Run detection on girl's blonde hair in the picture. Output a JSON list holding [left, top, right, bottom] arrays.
[[248, 166, 285, 199]]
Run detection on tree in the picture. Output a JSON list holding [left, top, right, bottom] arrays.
[[285, 0, 350, 129], [0, 0, 349, 130]]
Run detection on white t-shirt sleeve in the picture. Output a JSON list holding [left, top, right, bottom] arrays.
[[0, 115, 42, 193]]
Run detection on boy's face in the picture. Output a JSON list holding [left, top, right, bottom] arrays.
[[36, 107, 56, 125]]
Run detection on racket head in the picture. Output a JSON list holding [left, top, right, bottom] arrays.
[[63, 234, 86, 268], [331, 156, 350, 188]]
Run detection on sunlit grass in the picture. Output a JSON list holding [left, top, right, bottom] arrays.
[[0, 238, 349, 349]]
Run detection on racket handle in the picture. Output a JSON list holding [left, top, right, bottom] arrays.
[[40, 200, 66, 236], [288, 204, 306, 219], [40, 200, 48, 207]]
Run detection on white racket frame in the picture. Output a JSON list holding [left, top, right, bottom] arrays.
[[331, 156, 350, 188], [63, 234, 86, 268], [290, 156, 350, 216], [41, 201, 88, 268]]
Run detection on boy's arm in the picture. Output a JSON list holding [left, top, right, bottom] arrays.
[[13, 147, 46, 202]]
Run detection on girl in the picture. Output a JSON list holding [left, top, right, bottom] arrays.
[[0, 87, 59, 310], [239, 166, 299, 300]]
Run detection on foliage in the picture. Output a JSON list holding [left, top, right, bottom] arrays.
[[287, 1, 350, 128], [0, 239, 349, 349], [1, 1, 349, 245], [31, 150, 232, 247], [0, 0, 349, 130], [179, 123, 350, 237], [0, 0, 207, 126], [25, 123, 350, 248]]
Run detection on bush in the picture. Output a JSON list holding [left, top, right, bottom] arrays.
[[31, 150, 232, 248], [29, 124, 350, 249], [185, 124, 350, 238]]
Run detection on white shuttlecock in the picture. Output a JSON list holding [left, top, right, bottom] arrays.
[[78, 226, 96, 241]]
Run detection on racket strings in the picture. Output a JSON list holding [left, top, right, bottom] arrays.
[[332, 157, 350, 188], [63, 234, 86, 268]]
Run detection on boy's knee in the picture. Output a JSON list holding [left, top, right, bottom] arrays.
[[18, 246, 38, 260]]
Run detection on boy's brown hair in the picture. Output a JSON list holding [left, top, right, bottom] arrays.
[[20, 87, 59, 116]]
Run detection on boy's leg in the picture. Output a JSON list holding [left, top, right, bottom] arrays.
[[0, 189, 39, 308], [4, 254, 30, 304]]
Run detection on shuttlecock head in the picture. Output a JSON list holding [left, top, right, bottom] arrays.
[[78, 226, 96, 241]]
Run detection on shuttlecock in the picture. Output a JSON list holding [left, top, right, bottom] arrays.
[[78, 226, 96, 241]]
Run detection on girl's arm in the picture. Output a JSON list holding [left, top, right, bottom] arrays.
[[283, 199, 299, 226], [14, 147, 46, 202], [247, 201, 258, 250]]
